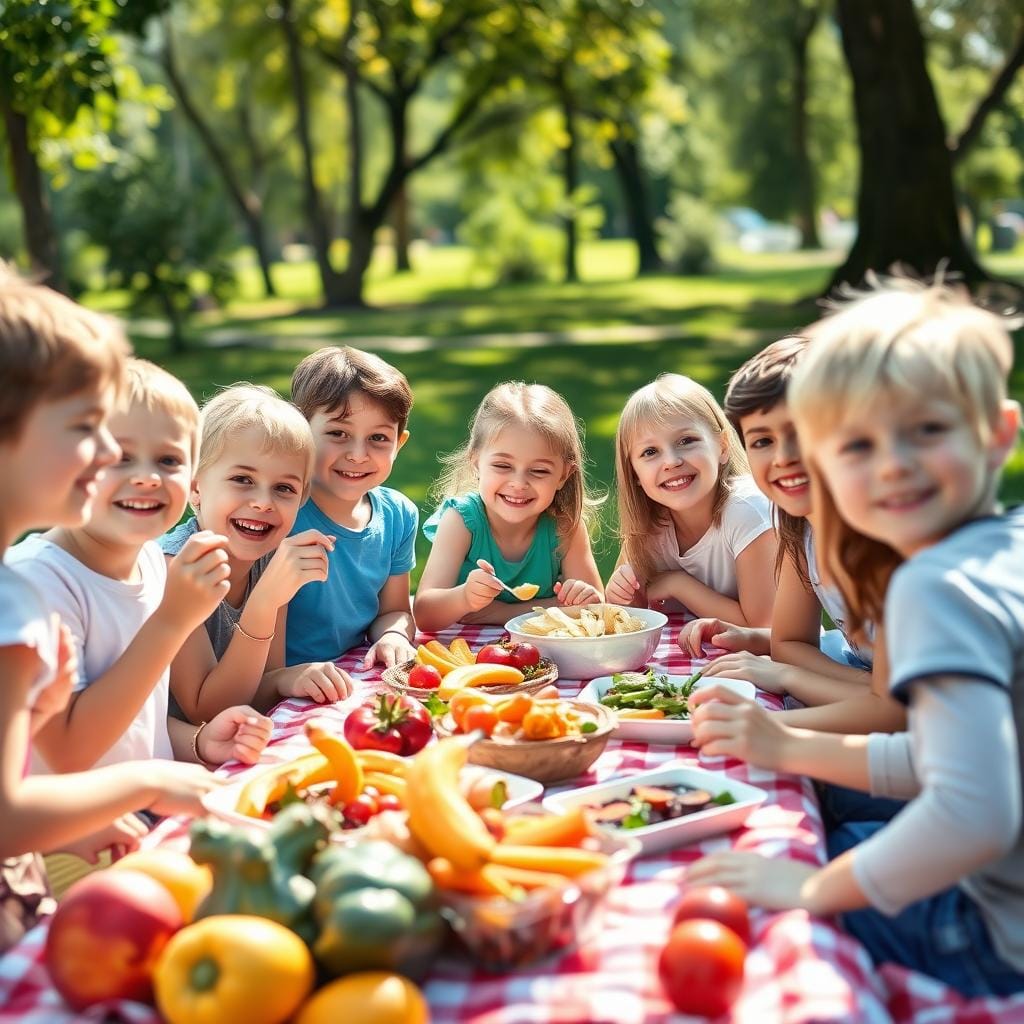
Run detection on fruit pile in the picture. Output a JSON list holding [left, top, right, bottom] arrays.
[[411, 637, 550, 696], [447, 688, 598, 741]]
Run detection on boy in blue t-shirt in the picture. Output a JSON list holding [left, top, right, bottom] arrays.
[[287, 346, 417, 669]]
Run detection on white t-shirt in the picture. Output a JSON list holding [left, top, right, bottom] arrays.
[[0, 562, 57, 708], [645, 475, 773, 599], [7, 535, 173, 769]]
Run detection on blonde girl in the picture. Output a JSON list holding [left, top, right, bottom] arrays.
[[162, 385, 352, 722], [606, 374, 775, 627], [414, 382, 604, 631], [689, 278, 1024, 997]]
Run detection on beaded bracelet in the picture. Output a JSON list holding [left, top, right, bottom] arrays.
[[235, 621, 275, 643]]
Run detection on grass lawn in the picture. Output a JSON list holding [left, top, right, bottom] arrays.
[[109, 240, 1024, 583]]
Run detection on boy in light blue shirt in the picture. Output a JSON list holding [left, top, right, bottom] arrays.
[[287, 347, 417, 669]]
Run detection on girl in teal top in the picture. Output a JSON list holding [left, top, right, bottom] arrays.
[[414, 382, 605, 631]]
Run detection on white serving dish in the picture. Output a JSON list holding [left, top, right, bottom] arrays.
[[577, 674, 757, 744], [504, 605, 667, 680], [542, 764, 766, 855], [202, 764, 543, 834]]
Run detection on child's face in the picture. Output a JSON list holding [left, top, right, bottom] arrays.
[[84, 403, 193, 547], [740, 400, 811, 518], [191, 426, 307, 563], [810, 397, 1011, 558], [627, 417, 726, 517], [474, 423, 570, 527], [308, 393, 408, 509]]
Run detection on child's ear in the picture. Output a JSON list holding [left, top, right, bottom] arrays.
[[989, 400, 1022, 469], [396, 429, 410, 453], [189, 478, 201, 510], [557, 462, 576, 489]]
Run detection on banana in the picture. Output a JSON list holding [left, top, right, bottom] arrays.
[[438, 663, 525, 700], [416, 643, 459, 676], [363, 770, 408, 801], [235, 752, 330, 817], [354, 749, 408, 776], [448, 638, 476, 666], [405, 735, 496, 872], [304, 722, 363, 805]]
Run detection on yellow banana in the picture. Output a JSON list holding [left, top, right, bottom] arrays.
[[354, 749, 408, 776], [405, 736, 495, 872], [448, 638, 476, 666], [438, 663, 525, 700], [235, 752, 330, 817], [304, 723, 363, 805], [416, 644, 459, 676], [363, 771, 408, 801]]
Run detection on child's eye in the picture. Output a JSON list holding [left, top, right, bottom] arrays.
[[160, 456, 182, 468], [275, 484, 298, 495], [639, 447, 657, 459], [676, 436, 698, 447], [231, 475, 254, 485], [327, 430, 348, 440], [915, 420, 950, 438], [370, 434, 392, 444], [530, 469, 550, 477], [492, 462, 512, 471], [839, 438, 871, 455], [748, 437, 772, 450]]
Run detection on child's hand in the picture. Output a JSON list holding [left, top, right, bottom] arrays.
[[257, 530, 334, 606], [141, 761, 224, 818], [463, 559, 505, 611], [645, 571, 684, 606], [554, 579, 601, 607], [689, 683, 789, 770], [678, 618, 753, 658], [282, 662, 353, 703], [30, 617, 77, 733], [606, 563, 640, 606], [162, 531, 232, 632], [198, 706, 273, 766], [686, 851, 817, 912], [703, 651, 791, 695], [363, 633, 415, 670], [56, 813, 148, 864]]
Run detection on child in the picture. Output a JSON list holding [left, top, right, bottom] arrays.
[[689, 278, 1024, 996], [414, 381, 604, 631], [8, 359, 272, 773], [162, 385, 351, 722], [0, 271, 222, 951], [605, 373, 775, 627], [288, 346, 417, 669]]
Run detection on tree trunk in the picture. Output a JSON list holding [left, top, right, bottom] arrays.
[[610, 134, 662, 274], [393, 184, 412, 272], [337, 213, 376, 306], [1, 100, 66, 292], [559, 75, 579, 284], [155, 283, 186, 355], [791, 15, 821, 250], [830, 0, 986, 291], [279, 0, 346, 306]]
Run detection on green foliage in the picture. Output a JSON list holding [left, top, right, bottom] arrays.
[[657, 192, 719, 274]]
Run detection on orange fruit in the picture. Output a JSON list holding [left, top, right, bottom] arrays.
[[293, 972, 429, 1024], [109, 849, 212, 922]]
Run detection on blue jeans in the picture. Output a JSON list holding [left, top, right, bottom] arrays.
[[818, 783, 905, 832], [828, 821, 1024, 997]]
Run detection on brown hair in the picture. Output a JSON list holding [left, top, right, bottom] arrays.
[[291, 346, 413, 432], [789, 274, 1018, 639], [0, 265, 129, 441], [726, 336, 811, 585], [432, 381, 602, 549], [615, 374, 748, 583], [121, 359, 201, 465]]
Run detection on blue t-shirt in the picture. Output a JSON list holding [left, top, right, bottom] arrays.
[[422, 492, 561, 602], [285, 487, 418, 665]]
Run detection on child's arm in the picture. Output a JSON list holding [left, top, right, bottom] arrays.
[[34, 533, 231, 772], [28, 618, 76, 737], [646, 531, 777, 626], [363, 571, 417, 669], [605, 549, 645, 607], [413, 510, 504, 632], [552, 523, 604, 606], [0, 645, 218, 857], [167, 706, 272, 767], [170, 530, 334, 722]]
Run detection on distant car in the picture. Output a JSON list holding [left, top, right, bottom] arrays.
[[722, 207, 801, 253]]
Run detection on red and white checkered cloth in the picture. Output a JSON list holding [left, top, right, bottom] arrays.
[[4, 616, 1024, 1023]]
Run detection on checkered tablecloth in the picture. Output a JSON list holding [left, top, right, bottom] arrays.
[[4, 616, 1024, 1023]]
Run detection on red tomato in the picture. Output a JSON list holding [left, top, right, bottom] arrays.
[[343, 693, 433, 756], [658, 919, 746, 1018], [672, 886, 751, 947], [506, 642, 541, 669], [376, 794, 402, 813], [408, 663, 442, 690], [342, 795, 377, 826], [476, 644, 515, 667]]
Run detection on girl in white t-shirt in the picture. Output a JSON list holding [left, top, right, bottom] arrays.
[[606, 373, 775, 626]]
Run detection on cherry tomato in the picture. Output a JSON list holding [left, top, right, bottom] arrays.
[[462, 704, 499, 736], [506, 642, 541, 669], [658, 919, 746, 1018], [476, 644, 515, 667], [672, 886, 751, 947], [408, 663, 443, 690], [343, 693, 433, 756], [342, 794, 378, 826], [376, 794, 402, 813]]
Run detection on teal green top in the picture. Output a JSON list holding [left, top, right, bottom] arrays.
[[422, 493, 561, 602]]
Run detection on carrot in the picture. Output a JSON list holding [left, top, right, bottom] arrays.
[[503, 807, 593, 847], [490, 844, 609, 877], [427, 857, 520, 899], [485, 864, 574, 891]]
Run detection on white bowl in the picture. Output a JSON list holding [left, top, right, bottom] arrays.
[[543, 764, 766, 855], [577, 674, 757, 745], [504, 605, 667, 681]]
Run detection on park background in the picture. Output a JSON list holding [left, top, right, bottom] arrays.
[[2, 0, 1023, 581]]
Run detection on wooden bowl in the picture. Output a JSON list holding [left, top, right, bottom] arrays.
[[380, 657, 559, 701], [433, 701, 616, 784]]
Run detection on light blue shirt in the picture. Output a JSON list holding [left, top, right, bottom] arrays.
[[285, 487, 417, 665]]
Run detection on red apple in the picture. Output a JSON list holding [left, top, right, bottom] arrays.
[[407, 663, 443, 690], [46, 869, 182, 1010], [506, 641, 541, 669], [476, 644, 515, 667]]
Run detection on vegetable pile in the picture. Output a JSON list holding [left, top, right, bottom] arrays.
[[598, 668, 703, 720]]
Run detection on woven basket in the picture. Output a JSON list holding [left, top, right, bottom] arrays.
[[433, 701, 616, 784], [380, 657, 559, 701]]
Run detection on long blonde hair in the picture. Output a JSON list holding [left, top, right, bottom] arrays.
[[433, 381, 602, 549], [789, 274, 1017, 639], [615, 374, 749, 582]]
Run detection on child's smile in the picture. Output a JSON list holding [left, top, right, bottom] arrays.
[[741, 402, 811, 518]]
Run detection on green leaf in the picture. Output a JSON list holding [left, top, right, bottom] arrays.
[[710, 790, 736, 806], [423, 693, 449, 718]]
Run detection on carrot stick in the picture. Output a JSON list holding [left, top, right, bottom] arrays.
[[490, 844, 609, 877], [503, 807, 593, 847]]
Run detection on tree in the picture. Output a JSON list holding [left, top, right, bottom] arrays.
[[830, 0, 987, 290]]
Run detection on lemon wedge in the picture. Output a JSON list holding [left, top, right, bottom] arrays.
[[511, 583, 540, 601]]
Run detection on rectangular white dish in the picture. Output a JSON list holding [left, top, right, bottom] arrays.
[[542, 763, 766, 855], [576, 673, 756, 744]]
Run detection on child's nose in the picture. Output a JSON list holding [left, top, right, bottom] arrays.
[[250, 492, 274, 511], [131, 469, 162, 487]]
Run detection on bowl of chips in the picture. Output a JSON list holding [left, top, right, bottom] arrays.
[[504, 604, 668, 681]]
